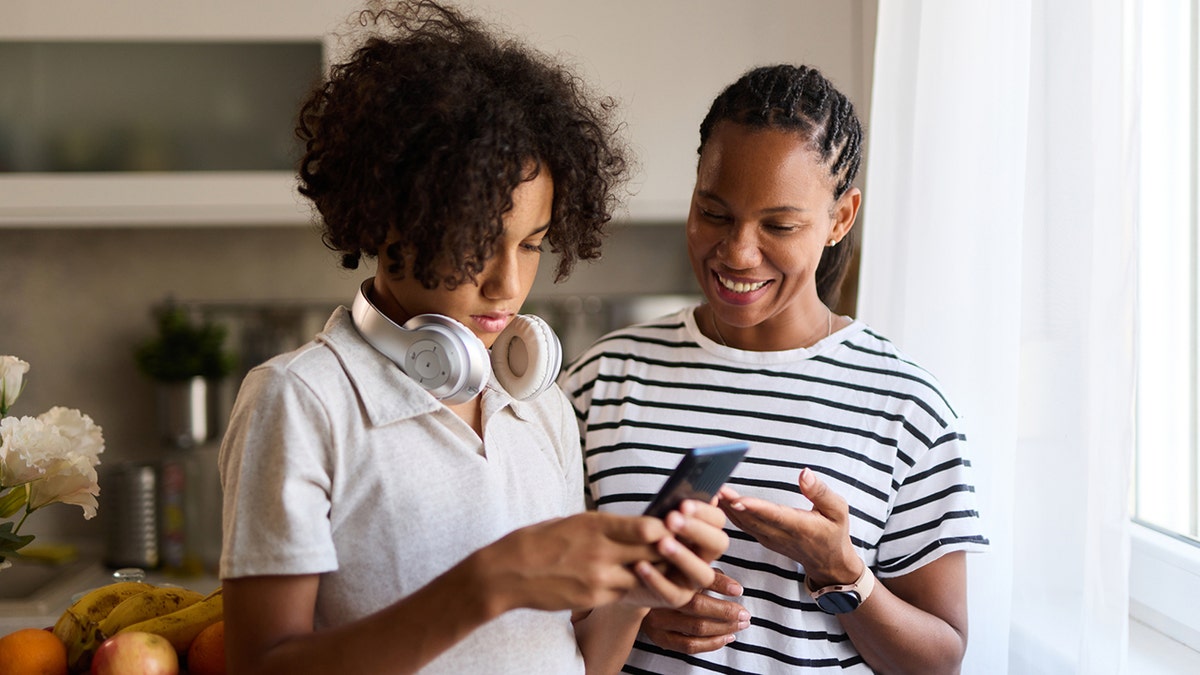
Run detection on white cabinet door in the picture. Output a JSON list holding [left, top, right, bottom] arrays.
[[0, 0, 871, 227]]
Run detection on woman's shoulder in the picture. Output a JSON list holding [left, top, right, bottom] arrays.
[[834, 321, 961, 420], [563, 308, 695, 373]]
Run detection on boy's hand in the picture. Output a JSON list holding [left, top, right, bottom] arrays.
[[477, 511, 666, 613], [620, 499, 730, 609]]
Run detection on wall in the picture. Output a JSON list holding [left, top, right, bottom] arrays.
[[0, 0, 876, 547]]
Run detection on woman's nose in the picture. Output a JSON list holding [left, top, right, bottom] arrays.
[[719, 223, 762, 267]]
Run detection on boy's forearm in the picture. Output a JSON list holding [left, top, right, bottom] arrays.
[[574, 603, 651, 675]]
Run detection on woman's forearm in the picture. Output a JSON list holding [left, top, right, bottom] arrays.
[[838, 581, 966, 675]]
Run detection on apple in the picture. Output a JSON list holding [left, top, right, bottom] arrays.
[[90, 631, 179, 675]]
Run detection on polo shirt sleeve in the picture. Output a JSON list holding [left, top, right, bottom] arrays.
[[219, 360, 339, 579]]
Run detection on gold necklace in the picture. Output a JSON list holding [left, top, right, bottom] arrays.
[[709, 306, 834, 347], [710, 307, 727, 346]]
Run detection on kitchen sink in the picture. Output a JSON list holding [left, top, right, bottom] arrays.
[[0, 556, 97, 601], [0, 554, 110, 633]]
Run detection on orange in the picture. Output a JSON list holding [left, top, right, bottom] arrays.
[[0, 627, 68, 675], [186, 619, 226, 675]]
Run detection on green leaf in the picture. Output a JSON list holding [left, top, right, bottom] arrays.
[[0, 486, 27, 519], [0, 521, 34, 555]]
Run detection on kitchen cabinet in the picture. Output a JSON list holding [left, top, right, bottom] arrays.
[[0, 0, 358, 228], [0, 1, 874, 227]]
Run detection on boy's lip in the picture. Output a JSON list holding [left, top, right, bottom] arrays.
[[470, 312, 514, 333]]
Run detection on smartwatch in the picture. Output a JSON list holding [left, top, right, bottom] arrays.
[[805, 563, 876, 615]]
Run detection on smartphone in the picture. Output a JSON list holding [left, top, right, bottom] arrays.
[[642, 442, 749, 518]]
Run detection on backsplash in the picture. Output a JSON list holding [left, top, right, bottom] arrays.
[[0, 223, 696, 544]]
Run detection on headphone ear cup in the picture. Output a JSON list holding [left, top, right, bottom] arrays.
[[491, 315, 562, 401], [399, 315, 492, 405], [351, 279, 491, 404]]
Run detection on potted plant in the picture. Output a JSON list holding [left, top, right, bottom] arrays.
[[134, 303, 236, 448]]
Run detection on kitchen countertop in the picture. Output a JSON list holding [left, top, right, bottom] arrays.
[[0, 554, 220, 636]]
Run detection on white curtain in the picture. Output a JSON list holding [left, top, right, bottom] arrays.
[[859, 1, 1136, 673]]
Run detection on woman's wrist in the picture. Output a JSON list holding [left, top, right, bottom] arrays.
[[804, 556, 866, 590]]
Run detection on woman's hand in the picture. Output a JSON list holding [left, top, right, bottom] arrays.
[[719, 468, 862, 586], [639, 570, 749, 654]]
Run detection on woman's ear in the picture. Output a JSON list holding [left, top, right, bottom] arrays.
[[830, 187, 862, 243]]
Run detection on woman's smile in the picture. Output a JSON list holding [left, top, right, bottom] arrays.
[[712, 271, 772, 305]]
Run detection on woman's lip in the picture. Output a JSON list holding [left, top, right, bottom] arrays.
[[711, 271, 771, 305]]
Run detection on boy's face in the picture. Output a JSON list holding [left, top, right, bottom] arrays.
[[373, 169, 553, 348]]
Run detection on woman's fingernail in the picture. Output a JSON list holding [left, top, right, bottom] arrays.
[[730, 501, 746, 511], [737, 610, 751, 629], [660, 537, 678, 554], [725, 634, 737, 644]]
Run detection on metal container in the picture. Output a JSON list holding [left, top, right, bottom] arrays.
[[156, 377, 221, 448], [102, 462, 160, 569]]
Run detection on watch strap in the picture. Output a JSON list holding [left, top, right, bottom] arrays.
[[805, 563, 875, 611]]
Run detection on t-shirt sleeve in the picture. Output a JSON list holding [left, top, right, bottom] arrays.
[[218, 362, 339, 579], [875, 418, 990, 578]]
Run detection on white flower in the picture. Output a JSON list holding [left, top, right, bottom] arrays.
[[0, 409, 103, 516], [0, 357, 105, 565], [37, 407, 105, 466], [0, 416, 61, 486], [0, 356, 29, 414], [28, 453, 100, 519]]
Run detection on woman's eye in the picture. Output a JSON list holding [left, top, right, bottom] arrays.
[[700, 208, 730, 222], [521, 240, 545, 252], [764, 223, 797, 233]]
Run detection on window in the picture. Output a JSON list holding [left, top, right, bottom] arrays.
[[1132, 0, 1200, 652]]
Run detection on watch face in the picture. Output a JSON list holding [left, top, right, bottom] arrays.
[[815, 591, 862, 614]]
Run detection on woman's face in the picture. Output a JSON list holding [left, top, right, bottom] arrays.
[[687, 122, 859, 350], [372, 168, 553, 348]]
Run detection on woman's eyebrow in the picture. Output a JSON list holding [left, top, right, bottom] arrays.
[[696, 190, 809, 215]]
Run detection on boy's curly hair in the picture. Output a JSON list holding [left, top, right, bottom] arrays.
[[297, 0, 629, 288]]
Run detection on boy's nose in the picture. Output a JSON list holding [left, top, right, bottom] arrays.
[[480, 252, 520, 300]]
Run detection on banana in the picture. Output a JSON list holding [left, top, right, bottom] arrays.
[[120, 586, 223, 653], [52, 580, 157, 672], [97, 586, 205, 638]]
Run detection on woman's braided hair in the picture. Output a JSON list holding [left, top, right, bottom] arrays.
[[698, 64, 862, 307], [297, 0, 628, 288]]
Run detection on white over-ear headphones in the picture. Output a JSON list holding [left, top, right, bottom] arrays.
[[350, 279, 562, 404]]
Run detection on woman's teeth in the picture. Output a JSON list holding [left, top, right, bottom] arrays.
[[718, 275, 768, 293]]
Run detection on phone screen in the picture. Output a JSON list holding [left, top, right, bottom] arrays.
[[642, 442, 749, 518]]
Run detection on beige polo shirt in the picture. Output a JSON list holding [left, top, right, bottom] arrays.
[[219, 307, 586, 674]]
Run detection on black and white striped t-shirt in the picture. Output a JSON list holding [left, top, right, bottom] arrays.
[[561, 307, 989, 674]]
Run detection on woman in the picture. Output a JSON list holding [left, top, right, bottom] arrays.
[[218, 3, 729, 674], [561, 64, 988, 673]]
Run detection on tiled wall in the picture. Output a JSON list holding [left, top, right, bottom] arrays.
[[0, 222, 695, 544]]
